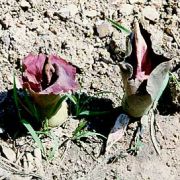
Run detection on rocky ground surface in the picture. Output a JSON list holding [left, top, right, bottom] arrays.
[[0, 0, 180, 180]]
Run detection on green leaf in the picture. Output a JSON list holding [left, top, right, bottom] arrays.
[[77, 91, 120, 116], [48, 132, 59, 160], [147, 61, 170, 108], [78, 110, 111, 116], [73, 120, 87, 136], [169, 72, 180, 89], [23, 91, 40, 121], [107, 18, 131, 34], [21, 119, 45, 155], [13, 75, 21, 119], [66, 94, 77, 104], [48, 95, 67, 117]]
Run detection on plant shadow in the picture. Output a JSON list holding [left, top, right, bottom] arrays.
[[0, 89, 43, 140], [68, 92, 124, 151], [0, 90, 21, 139], [157, 82, 180, 115], [1, 89, 123, 142]]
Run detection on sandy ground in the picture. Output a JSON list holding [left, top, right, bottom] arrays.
[[0, 0, 180, 180]]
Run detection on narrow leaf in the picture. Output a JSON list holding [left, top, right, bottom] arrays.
[[23, 91, 40, 121], [73, 120, 87, 136], [21, 119, 45, 154], [107, 18, 131, 34], [48, 132, 59, 160], [48, 95, 67, 117], [79, 110, 111, 116], [13, 75, 21, 119], [66, 94, 77, 104]]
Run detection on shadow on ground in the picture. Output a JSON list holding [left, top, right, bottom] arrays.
[[0, 89, 45, 139], [0, 90, 27, 139], [68, 92, 123, 136], [0, 90, 122, 141], [158, 82, 180, 115], [0, 84, 179, 142]]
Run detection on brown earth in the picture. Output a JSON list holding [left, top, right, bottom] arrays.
[[0, 0, 180, 180]]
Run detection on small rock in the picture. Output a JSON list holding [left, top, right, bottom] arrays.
[[129, 0, 144, 4], [96, 21, 112, 38], [26, 153, 34, 172], [176, 8, 180, 18], [0, 167, 10, 178], [34, 148, 42, 162], [142, 6, 159, 21], [28, 0, 38, 7], [1, 145, 16, 162], [119, 4, 133, 16], [20, 0, 31, 8], [0, 128, 5, 134], [99, 48, 111, 61], [2, 13, 14, 28], [59, 4, 78, 19], [45, 9, 55, 18], [110, 0, 126, 6], [84, 10, 98, 18], [150, 0, 163, 7], [1, 32, 10, 47]]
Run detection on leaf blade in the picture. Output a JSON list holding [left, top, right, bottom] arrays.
[[21, 119, 45, 155], [107, 18, 131, 34]]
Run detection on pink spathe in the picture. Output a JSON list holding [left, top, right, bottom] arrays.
[[22, 53, 78, 94]]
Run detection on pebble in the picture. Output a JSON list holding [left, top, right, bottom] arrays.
[[98, 48, 111, 61], [119, 4, 134, 16], [96, 21, 112, 38], [59, 4, 78, 19], [1, 145, 16, 162], [45, 9, 55, 18], [142, 6, 159, 21], [20, 0, 31, 8], [150, 0, 163, 7], [2, 13, 14, 28], [110, 0, 126, 6], [84, 10, 98, 18], [129, 0, 144, 4]]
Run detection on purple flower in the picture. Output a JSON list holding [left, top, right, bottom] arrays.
[[22, 53, 78, 94], [21, 53, 78, 127]]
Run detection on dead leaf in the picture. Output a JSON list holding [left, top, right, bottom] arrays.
[[106, 114, 130, 152]]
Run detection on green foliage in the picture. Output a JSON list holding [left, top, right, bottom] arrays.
[[13, 76, 110, 160], [127, 136, 144, 155], [66, 91, 119, 117], [72, 120, 106, 141], [48, 95, 67, 117], [107, 18, 131, 34], [169, 72, 180, 90], [13, 76, 46, 157], [21, 119, 45, 155]]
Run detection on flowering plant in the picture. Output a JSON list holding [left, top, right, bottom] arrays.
[[120, 20, 170, 117], [21, 53, 78, 127]]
